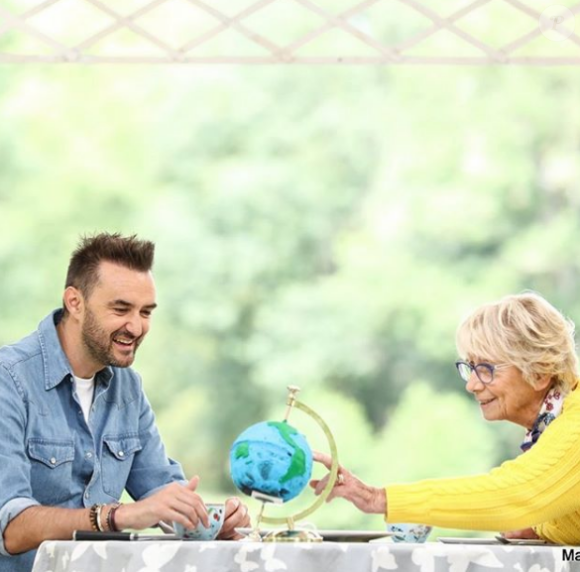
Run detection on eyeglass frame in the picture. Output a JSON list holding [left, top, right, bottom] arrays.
[[455, 360, 511, 385]]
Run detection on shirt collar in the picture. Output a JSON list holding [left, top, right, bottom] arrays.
[[38, 309, 113, 391]]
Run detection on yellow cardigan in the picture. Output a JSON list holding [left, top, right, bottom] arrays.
[[386, 385, 580, 544]]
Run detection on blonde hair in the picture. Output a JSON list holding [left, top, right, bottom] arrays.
[[456, 292, 578, 393]]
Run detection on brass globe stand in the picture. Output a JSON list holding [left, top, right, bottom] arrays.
[[247, 386, 339, 543]]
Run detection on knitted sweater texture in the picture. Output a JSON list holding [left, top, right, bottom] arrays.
[[386, 386, 580, 544]]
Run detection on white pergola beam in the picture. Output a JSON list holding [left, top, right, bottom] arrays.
[[0, 0, 579, 64]]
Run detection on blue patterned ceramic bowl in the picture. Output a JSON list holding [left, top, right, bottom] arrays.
[[173, 503, 225, 540], [387, 523, 432, 543]]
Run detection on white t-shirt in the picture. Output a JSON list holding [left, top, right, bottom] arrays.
[[73, 375, 95, 424]]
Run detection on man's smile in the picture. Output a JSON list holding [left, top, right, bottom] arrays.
[[112, 335, 137, 350]]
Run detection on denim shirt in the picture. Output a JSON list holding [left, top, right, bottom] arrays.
[[0, 310, 185, 572]]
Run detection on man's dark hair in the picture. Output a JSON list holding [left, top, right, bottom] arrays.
[[65, 232, 155, 301]]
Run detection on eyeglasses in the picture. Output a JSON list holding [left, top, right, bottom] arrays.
[[455, 360, 511, 385]]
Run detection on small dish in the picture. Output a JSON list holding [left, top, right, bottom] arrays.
[[235, 528, 394, 542]]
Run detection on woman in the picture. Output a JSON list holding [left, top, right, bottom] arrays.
[[311, 292, 580, 544]]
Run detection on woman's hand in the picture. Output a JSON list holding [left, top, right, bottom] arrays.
[[309, 452, 387, 515], [501, 528, 540, 540]]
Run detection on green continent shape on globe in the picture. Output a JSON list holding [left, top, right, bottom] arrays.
[[234, 441, 250, 460], [267, 421, 306, 484]]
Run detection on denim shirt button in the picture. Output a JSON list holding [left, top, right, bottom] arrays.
[[118, 451, 124, 458], [50, 457, 57, 465], [85, 451, 93, 459]]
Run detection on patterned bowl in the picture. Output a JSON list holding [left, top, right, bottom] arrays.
[[173, 503, 225, 540], [387, 523, 432, 543]]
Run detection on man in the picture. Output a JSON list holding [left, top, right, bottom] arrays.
[[0, 233, 250, 571]]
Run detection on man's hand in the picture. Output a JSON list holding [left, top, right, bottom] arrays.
[[115, 476, 209, 531], [218, 497, 251, 540], [310, 452, 387, 515]]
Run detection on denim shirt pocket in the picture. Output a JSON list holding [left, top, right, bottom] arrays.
[[101, 435, 142, 499], [27, 438, 75, 504]]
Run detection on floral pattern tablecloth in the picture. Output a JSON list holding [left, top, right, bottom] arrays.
[[31, 539, 574, 572]]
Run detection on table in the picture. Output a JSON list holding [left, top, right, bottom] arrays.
[[31, 539, 573, 572]]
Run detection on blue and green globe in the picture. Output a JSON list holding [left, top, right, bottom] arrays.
[[229, 421, 313, 502]]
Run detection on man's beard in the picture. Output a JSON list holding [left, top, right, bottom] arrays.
[[82, 307, 140, 368]]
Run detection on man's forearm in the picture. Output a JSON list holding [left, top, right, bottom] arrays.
[[4, 506, 93, 554]]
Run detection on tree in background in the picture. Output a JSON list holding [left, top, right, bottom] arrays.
[[0, 63, 578, 530]]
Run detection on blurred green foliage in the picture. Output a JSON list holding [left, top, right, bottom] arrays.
[[0, 62, 578, 535]]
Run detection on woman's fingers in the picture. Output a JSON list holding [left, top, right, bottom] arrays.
[[312, 460, 386, 515], [309, 475, 330, 496], [311, 452, 349, 494], [313, 451, 333, 469], [501, 528, 539, 539], [310, 474, 348, 499]]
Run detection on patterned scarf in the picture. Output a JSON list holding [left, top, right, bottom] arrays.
[[520, 386, 564, 452]]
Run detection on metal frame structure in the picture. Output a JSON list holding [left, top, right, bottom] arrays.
[[1, 0, 580, 64]]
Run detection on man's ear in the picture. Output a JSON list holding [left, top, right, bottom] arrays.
[[63, 286, 84, 317]]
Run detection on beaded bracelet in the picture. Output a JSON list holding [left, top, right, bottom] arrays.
[[89, 504, 103, 532]]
